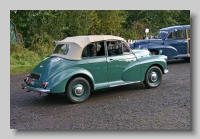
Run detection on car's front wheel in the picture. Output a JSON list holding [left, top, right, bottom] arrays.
[[143, 66, 162, 88], [66, 77, 91, 104]]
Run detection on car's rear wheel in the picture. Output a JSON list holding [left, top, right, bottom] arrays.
[[143, 66, 162, 88], [66, 77, 90, 104]]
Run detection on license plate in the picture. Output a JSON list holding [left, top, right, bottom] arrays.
[[28, 78, 34, 85]]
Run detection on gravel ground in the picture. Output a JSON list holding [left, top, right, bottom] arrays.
[[10, 59, 190, 130]]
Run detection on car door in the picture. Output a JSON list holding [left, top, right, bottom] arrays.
[[164, 29, 187, 56], [106, 41, 140, 86], [80, 41, 109, 89]]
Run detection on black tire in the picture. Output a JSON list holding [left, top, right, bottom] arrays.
[[183, 57, 190, 63], [66, 77, 91, 104], [143, 66, 162, 88], [47, 93, 56, 95]]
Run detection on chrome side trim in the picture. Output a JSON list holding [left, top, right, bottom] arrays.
[[110, 81, 141, 87]]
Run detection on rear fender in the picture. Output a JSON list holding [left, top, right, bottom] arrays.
[[46, 67, 95, 93]]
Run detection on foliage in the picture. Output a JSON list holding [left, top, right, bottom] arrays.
[[10, 43, 51, 75], [10, 10, 190, 74], [10, 42, 25, 54], [10, 10, 190, 44], [28, 32, 54, 53], [124, 10, 190, 39]]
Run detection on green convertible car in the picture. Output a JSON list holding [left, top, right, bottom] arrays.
[[21, 35, 169, 103]]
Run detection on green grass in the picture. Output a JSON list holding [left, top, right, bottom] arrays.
[[10, 43, 53, 75]]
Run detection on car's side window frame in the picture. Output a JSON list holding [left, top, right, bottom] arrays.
[[176, 29, 185, 39], [122, 41, 132, 55], [166, 29, 185, 40], [82, 41, 106, 58], [105, 40, 132, 57], [166, 31, 173, 40], [106, 40, 121, 57]]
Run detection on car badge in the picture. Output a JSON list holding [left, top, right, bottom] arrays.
[[40, 65, 43, 68]]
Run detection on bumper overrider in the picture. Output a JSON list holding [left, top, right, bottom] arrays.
[[21, 82, 50, 93]]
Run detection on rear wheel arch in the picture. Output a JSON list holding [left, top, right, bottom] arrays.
[[66, 74, 94, 92], [65, 74, 94, 104], [66, 77, 91, 103]]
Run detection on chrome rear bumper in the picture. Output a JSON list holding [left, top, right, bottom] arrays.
[[21, 83, 50, 93]]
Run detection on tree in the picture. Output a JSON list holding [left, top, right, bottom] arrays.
[[10, 10, 190, 48]]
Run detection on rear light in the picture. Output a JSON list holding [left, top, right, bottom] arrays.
[[42, 82, 48, 88], [23, 77, 28, 82]]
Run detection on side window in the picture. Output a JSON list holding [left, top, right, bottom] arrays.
[[106, 41, 130, 56], [88, 43, 97, 57], [106, 41, 121, 56], [82, 41, 105, 58], [96, 41, 105, 56], [82, 46, 88, 57], [167, 32, 173, 39], [170, 29, 185, 39], [172, 30, 177, 39], [177, 30, 185, 39], [122, 42, 131, 54]]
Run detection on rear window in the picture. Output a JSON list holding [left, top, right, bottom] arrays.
[[53, 44, 70, 55]]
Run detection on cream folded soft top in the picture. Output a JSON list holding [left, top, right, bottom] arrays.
[[51, 35, 125, 60]]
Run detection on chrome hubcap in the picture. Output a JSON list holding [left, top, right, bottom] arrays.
[[74, 84, 84, 96], [150, 72, 158, 82]]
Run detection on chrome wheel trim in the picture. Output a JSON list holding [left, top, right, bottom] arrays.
[[150, 72, 158, 82], [74, 84, 84, 96]]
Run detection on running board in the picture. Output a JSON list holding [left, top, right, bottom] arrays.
[[110, 81, 141, 87]]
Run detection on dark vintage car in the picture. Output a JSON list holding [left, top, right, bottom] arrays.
[[21, 35, 169, 103], [130, 25, 190, 60]]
